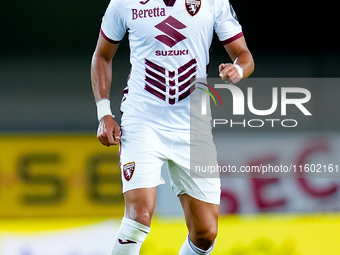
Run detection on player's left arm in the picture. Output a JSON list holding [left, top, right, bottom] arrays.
[[219, 36, 254, 83]]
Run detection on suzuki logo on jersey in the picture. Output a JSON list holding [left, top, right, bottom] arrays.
[[155, 16, 187, 48], [186, 0, 201, 16]]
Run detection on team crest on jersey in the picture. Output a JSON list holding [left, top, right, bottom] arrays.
[[123, 162, 135, 181], [185, 0, 201, 16]]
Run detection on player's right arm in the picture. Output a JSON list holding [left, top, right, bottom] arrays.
[[91, 33, 120, 146]]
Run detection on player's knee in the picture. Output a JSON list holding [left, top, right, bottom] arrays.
[[124, 189, 156, 227], [125, 206, 153, 227], [191, 227, 217, 250], [136, 210, 153, 227]]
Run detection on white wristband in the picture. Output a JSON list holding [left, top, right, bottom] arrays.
[[233, 64, 244, 79], [96, 98, 114, 121]]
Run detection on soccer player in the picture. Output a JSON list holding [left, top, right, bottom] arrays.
[[91, 0, 254, 253]]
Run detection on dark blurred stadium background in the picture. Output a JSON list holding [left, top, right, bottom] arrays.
[[0, 1, 339, 255], [1, 0, 339, 131]]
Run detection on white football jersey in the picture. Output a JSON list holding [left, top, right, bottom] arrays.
[[101, 0, 242, 131]]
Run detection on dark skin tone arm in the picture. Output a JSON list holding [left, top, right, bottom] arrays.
[[91, 34, 254, 147], [219, 36, 254, 83], [91, 34, 121, 146]]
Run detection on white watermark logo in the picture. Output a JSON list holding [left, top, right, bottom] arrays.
[[200, 84, 312, 128]]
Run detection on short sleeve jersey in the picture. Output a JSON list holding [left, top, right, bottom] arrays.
[[101, 0, 243, 131]]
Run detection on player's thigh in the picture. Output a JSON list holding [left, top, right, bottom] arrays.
[[168, 129, 221, 204], [120, 124, 166, 193], [124, 187, 157, 227]]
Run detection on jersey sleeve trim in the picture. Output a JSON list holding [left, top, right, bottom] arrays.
[[100, 29, 121, 44], [220, 32, 243, 45]]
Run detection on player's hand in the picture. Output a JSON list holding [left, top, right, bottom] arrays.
[[97, 115, 121, 146], [219, 63, 242, 84]]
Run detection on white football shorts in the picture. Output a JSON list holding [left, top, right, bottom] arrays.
[[119, 120, 221, 205]]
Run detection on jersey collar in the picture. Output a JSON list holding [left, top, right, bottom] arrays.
[[163, 0, 176, 7]]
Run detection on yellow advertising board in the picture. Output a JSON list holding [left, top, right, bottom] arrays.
[[0, 214, 340, 254], [0, 134, 124, 217]]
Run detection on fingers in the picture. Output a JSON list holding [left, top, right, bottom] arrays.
[[97, 121, 112, 146], [219, 63, 239, 78], [219, 63, 226, 73], [97, 115, 120, 147], [113, 123, 121, 144], [219, 63, 242, 84]]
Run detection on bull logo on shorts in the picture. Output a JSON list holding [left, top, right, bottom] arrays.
[[185, 0, 201, 16], [123, 162, 135, 181]]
